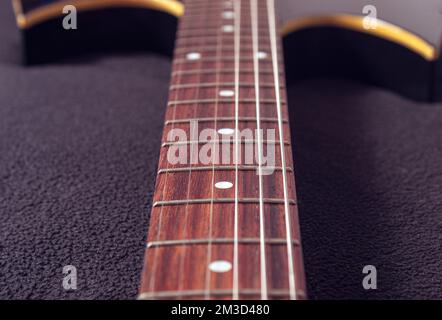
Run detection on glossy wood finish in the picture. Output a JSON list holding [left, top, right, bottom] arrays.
[[139, 0, 306, 300]]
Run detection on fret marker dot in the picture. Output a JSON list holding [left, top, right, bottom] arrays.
[[257, 51, 268, 59], [218, 128, 235, 135], [222, 25, 234, 33], [215, 181, 233, 189], [222, 11, 234, 19], [186, 52, 201, 61], [219, 90, 235, 97], [209, 260, 232, 273]]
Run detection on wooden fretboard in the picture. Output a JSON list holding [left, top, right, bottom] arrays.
[[139, 0, 306, 300]]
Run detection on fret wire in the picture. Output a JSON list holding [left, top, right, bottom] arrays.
[[174, 55, 284, 63], [178, 23, 270, 30], [175, 42, 281, 48], [180, 14, 269, 21], [180, 24, 267, 35], [146, 238, 301, 248], [180, 3, 268, 9], [179, 24, 262, 30], [177, 39, 258, 46], [183, 1, 267, 6], [177, 34, 271, 42], [164, 117, 288, 125], [178, 28, 269, 37], [138, 288, 306, 300], [157, 165, 293, 174], [153, 198, 297, 207], [174, 45, 280, 53], [161, 140, 290, 147], [177, 25, 271, 31], [171, 68, 277, 75], [167, 98, 287, 106], [178, 35, 270, 41], [266, 0, 297, 300], [170, 82, 284, 90], [173, 56, 278, 63], [180, 13, 270, 21]]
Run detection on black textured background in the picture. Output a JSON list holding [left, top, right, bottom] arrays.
[[0, 2, 441, 299]]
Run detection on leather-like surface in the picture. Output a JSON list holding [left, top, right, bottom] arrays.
[[0, 2, 440, 299], [289, 79, 442, 299], [0, 2, 170, 299]]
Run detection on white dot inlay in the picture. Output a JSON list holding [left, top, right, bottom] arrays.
[[209, 260, 232, 273], [219, 90, 235, 97], [215, 181, 233, 189], [257, 51, 268, 59], [218, 128, 235, 135], [222, 25, 234, 33], [222, 11, 234, 19], [186, 52, 201, 61]]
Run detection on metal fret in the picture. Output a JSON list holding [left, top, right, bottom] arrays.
[[177, 39, 258, 46], [171, 68, 276, 76], [179, 23, 269, 30], [153, 198, 297, 207], [138, 288, 306, 300], [182, 15, 269, 19], [146, 238, 301, 248], [180, 4, 268, 10], [170, 82, 283, 90], [161, 139, 290, 147], [157, 165, 293, 174], [164, 117, 288, 125], [178, 28, 269, 37], [177, 34, 271, 41], [183, 2, 267, 6], [174, 56, 280, 63], [167, 98, 286, 106], [175, 45, 235, 52], [174, 45, 277, 53]]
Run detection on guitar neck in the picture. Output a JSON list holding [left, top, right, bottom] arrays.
[[139, 0, 306, 300]]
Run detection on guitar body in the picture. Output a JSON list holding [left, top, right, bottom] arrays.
[[14, 0, 442, 101], [3, 0, 440, 299], [13, 0, 181, 61]]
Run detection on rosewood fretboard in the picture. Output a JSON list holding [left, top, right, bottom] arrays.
[[139, 0, 306, 300]]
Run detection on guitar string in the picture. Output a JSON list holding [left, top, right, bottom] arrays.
[[266, 0, 297, 299], [251, 0, 268, 300], [232, 0, 241, 300], [176, 0, 209, 298], [204, 0, 224, 299]]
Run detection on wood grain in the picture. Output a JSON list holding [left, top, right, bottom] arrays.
[[139, 0, 306, 300]]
